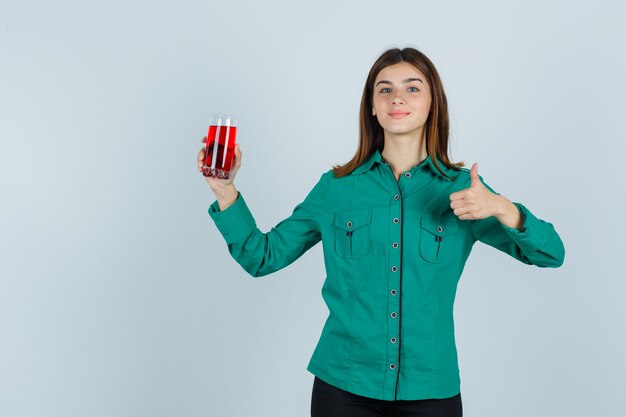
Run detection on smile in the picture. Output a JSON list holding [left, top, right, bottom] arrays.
[[389, 112, 410, 119]]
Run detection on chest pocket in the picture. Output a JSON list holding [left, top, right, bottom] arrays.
[[333, 210, 372, 259], [419, 214, 460, 263]]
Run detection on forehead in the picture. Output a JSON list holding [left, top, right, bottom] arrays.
[[375, 62, 426, 82]]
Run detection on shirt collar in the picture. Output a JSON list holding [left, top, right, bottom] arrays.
[[351, 148, 454, 180], [351, 149, 382, 175]]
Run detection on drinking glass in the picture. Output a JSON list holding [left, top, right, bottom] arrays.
[[202, 114, 238, 179]]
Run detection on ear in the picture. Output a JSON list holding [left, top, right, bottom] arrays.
[[372, 109, 376, 116]]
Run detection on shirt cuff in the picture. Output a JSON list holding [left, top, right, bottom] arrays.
[[208, 192, 257, 244]]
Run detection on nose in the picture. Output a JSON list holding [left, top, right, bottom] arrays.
[[392, 91, 405, 105]]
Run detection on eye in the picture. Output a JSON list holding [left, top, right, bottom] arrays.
[[379, 87, 391, 93], [408, 86, 420, 92]]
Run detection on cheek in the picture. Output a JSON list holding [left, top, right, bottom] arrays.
[[414, 98, 432, 115], [423, 95, 433, 110]]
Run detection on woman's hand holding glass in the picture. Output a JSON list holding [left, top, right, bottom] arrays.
[[197, 139, 242, 211]]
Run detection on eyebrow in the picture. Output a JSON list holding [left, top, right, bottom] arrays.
[[375, 78, 424, 86]]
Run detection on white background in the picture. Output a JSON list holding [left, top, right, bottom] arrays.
[[1, 0, 624, 416]]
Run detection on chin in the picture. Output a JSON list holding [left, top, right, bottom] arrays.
[[384, 124, 423, 136]]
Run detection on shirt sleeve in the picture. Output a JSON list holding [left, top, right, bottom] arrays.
[[470, 175, 565, 268], [207, 172, 328, 277]]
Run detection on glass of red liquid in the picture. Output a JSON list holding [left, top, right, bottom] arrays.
[[202, 114, 238, 179]]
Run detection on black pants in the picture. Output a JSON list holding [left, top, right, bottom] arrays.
[[311, 376, 463, 417]]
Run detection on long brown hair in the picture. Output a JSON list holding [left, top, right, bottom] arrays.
[[332, 47, 464, 179]]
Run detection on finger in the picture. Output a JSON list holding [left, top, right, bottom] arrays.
[[452, 205, 472, 218], [449, 200, 460, 210], [449, 190, 466, 201], [470, 163, 480, 187], [197, 149, 205, 170], [461, 209, 482, 221], [201, 136, 207, 143]]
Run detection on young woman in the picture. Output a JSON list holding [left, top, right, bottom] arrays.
[[197, 47, 565, 417]]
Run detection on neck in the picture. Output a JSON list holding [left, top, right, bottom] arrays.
[[381, 131, 428, 175]]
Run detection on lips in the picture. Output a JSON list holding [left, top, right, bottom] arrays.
[[389, 111, 410, 119]]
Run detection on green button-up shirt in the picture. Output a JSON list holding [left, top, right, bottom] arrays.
[[208, 149, 565, 401]]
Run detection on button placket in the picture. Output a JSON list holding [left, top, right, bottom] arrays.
[[387, 183, 402, 386]]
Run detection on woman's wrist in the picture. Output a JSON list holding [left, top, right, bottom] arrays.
[[213, 183, 238, 211], [494, 195, 524, 231]]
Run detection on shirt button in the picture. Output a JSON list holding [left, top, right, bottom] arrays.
[[404, 172, 411, 178], [437, 225, 443, 232], [392, 242, 398, 249], [394, 194, 400, 200], [390, 289, 397, 296], [390, 337, 397, 344], [390, 363, 396, 370], [391, 312, 397, 318], [393, 218, 399, 224], [391, 266, 398, 272], [347, 221, 353, 228]]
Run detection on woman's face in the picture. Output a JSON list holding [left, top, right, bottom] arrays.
[[371, 62, 432, 138]]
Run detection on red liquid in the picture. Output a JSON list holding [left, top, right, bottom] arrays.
[[203, 124, 237, 179]]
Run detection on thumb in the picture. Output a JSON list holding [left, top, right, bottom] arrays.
[[470, 163, 480, 187]]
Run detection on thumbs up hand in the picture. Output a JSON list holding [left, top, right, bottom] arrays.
[[449, 163, 503, 221]]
